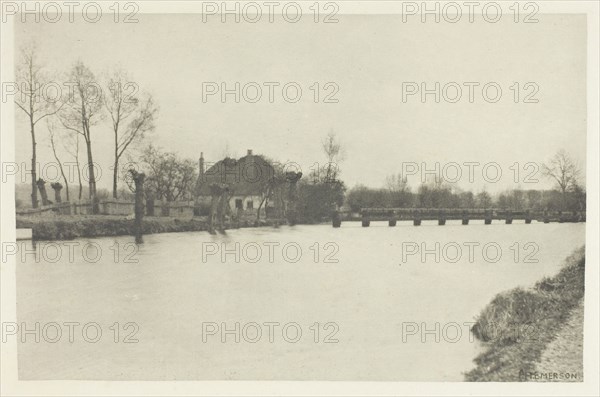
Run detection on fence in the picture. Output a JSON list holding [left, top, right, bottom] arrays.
[[16, 199, 196, 219]]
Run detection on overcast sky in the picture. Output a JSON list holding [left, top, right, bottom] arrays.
[[14, 13, 587, 193]]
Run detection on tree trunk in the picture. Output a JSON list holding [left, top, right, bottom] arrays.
[[256, 197, 266, 222], [113, 160, 119, 199], [30, 120, 38, 208], [51, 183, 63, 203], [76, 160, 83, 200], [74, 135, 83, 201], [85, 137, 98, 213], [132, 171, 145, 244], [36, 179, 50, 206], [286, 173, 302, 225], [208, 195, 218, 234], [113, 132, 119, 198], [50, 135, 70, 202], [216, 192, 225, 231]]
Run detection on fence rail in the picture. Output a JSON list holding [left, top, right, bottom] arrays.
[[17, 199, 195, 219]]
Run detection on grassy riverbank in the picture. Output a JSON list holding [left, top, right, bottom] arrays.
[[465, 246, 585, 381], [16, 215, 279, 240], [16, 215, 208, 240]]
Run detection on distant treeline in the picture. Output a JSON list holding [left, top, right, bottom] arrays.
[[345, 149, 585, 214], [345, 183, 586, 213], [297, 149, 586, 222]]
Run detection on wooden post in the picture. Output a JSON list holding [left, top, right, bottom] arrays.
[[413, 209, 421, 226], [484, 209, 492, 224], [332, 211, 341, 228], [505, 210, 513, 224], [388, 211, 397, 226], [525, 210, 532, 224], [361, 214, 370, 227], [438, 209, 446, 225], [131, 170, 145, 244]]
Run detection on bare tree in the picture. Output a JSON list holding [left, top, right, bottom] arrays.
[[47, 120, 69, 201], [104, 69, 158, 198], [138, 145, 197, 202], [542, 150, 581, 209], [15, 44, 64, 208], [59, 61, 103, 212], [63, 129, 83, 200], [476, 190, 493, 209], [254, 158, 283, 221], [385, 173, 409, 193], [221, 141, 235, 159], [321, 131, 345, 182]]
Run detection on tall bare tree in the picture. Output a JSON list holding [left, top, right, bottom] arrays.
[[542, 150, 581, 208], [104, 70, 158, 198], [63, 129, 83, 200], [47, 120, 69, 201], [321, 131, 344, 182], [59, 61, 103, 212], [15, 45, 63, 207]]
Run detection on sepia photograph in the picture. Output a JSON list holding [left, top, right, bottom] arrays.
[[1, 1, 599, 396]]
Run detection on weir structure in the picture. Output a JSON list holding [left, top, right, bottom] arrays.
[[332, 208, 586, 228]]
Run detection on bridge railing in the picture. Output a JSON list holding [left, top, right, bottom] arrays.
[[331, 208, 585, 227]]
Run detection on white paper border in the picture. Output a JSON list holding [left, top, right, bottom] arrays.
[[1, 1, 598, 395]]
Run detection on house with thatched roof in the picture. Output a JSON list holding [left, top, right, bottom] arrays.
[[195, 150, 277, 216]]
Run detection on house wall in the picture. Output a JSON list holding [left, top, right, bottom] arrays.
[[194, 194, 278, 219], [229, 195, 264, 211]]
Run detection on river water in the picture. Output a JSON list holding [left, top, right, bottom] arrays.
[[15, 221, 585, 381]]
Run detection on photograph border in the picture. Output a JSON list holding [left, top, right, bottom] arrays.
[[1, 1, 598, 395]]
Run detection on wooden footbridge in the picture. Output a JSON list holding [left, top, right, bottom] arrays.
[[331, 208, 586, 227]]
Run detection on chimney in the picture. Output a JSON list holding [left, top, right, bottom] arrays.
[[247, 149, 253, 156], [199, 152, 204, 176]]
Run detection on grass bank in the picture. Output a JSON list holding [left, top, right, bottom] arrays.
[[465, 246, 585, 381], [16, 215, 279, 241]]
